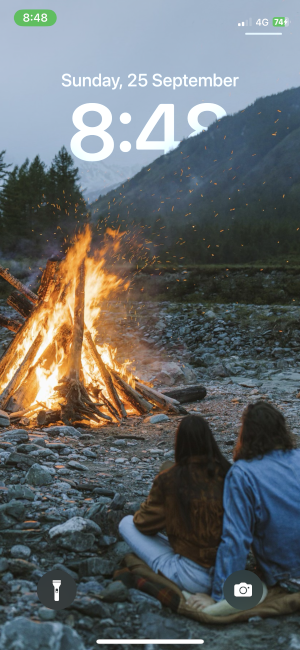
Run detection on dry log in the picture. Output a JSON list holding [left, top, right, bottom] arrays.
[[37, 409, 61, 426], [0, 264, 38, 304], [0, 314, 22, 333], [38, 256, 61, 302], [68, 261, 85, 380], [84, 330, 126, 419], [7, 290, 33, 319], [0, 332, 43, 409], [110, 369, 153, 414], [134, 381, 181, 412], [5, 323, 72, 412], [57, 377, 112, 424], [0, 298, 49, 385], [162, 385, 207, 404]]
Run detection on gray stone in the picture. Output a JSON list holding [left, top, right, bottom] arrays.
[[2, 429, 29, 443], [17, 444, 43, 454], [11, 545, 31, 559], [59, 532, 95, 552], [5, 452, 35, 468], [129, 588, 162, 609], [5, 499, 26, 520], [0, 410, 10, 427], [45, 426, 82, 438], [110, 492, 126, 510], [0, 558, 9, 573], [78, 557, 115, 578], [52, 563, 78, 581], [99, 580, 128, 602], [8, 559, 37, 576], [49, 516, 101, 539], [0, 616, 86, 649], [145, 414, 170, 424], [67, 460, 88, 471], [77, 579, 104, 595], [26, 463, 53, 486], [72, 596, 110, 618], [38, 607, 56, 621], [87, 503, 106, 527], [231, 377, 263, 388], [205, 310, 217, 319]]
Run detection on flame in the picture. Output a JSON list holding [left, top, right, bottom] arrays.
[[0, 226, 132, 415]]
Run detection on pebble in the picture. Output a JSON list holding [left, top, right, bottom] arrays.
[[11, 545, 31, 559], [25, 463, 53, 486], [145, 414, 170, 424]]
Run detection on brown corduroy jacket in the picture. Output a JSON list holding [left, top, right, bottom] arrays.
[[133, 456, 226, 568]]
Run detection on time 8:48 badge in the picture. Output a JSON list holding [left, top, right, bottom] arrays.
[[14, 10, 57, 26]]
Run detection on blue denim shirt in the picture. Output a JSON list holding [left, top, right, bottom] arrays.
[[211, 449, 300, 602]]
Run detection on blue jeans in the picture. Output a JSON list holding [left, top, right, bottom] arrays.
[[119, 515, 214, 594]]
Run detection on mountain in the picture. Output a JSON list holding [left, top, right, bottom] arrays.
[[76, 160, 141, 203], [90, 87, 300, 264]]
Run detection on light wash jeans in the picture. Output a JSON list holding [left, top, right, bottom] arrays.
[[119, 515, 214, 594]]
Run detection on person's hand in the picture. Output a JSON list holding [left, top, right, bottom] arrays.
[[186, 593, 216, 611]]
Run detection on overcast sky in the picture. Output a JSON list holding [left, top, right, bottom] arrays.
[[1, 0, 299, 170]]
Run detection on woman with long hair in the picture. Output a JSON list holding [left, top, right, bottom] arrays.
[[119, 414, 231, 594]]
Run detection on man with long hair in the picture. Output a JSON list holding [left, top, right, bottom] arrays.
[[189, 400, 300, 610]]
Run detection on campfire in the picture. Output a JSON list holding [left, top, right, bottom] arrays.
[[0, 228, 182, 429]]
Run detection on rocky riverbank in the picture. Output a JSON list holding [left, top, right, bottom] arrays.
[[0, 299, 299, 649]]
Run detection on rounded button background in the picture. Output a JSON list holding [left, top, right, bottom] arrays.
[[37, 569, 77, 610], [223, 569, 263, 611]]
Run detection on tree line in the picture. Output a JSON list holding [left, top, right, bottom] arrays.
[[0, 147, 88, 255]]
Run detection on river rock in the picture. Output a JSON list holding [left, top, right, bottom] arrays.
[[2, 429, 29, 443], [99, 580, 128, 602], [78, 557, 115, 578], [7, 485, 35, 501], [110, 493, 126, 510], [26, 463, 54, 486], [49, 516, 102, 539], [45, 426, 82, 438], [145, 414, 170, 424], [0, 616, 86, 649], [0, 410, 10, 427], [11, 544, 31, 559], [67, 461, 88, 471]]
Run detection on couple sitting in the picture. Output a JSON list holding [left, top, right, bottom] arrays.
[[119, 401, 300, 611]]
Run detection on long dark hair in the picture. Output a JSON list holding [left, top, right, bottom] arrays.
[[174, 415, 231, 530], [233, 400, 296, 461]]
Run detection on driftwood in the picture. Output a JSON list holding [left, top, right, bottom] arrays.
[[0, 264, 38, 304], [110, 369, 153, 414], [0, 332, 43, 409], [7, 290, 33, 319], [162, 385, 207, 404], [84, 330, 126, 419], [0, 314, 22, 333], [68, 261, 85, 380], [37, 409, 61, 426], [135, 381, 181, 413], [57, 377, 112, 424], [38, 256, 61, 302]]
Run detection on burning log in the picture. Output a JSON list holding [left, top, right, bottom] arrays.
[[0, 264, 38, 304], [68, 261, 85, 380], [0, 299, 49, 384], [57, 377, 112, 424], [0, 314, 22, 333], [38, 256, 61, 302], [7, 290, 34, 319], [9, 323, 72, 411], [37, 409, 61, 426], [0, 332, 43, 409], [110, 369, 153, 414], [84, 330, 126, 419]]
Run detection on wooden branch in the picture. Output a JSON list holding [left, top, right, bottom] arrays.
[[110, 369, 153, 414], [37, 409, 61, 426], [7, 290, 33, 319], [10, 323, 72, 411], [135, 381, 180, 414], [0, 314, 22, 333], [57, 377, 112, 424], [38, 256, 61, 302], [84, 330, 126, 419], [0, 264, 38, 304], [0, 332, 42, 409], [0, 299, 48, 385], [68, 261, 85, 380]]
